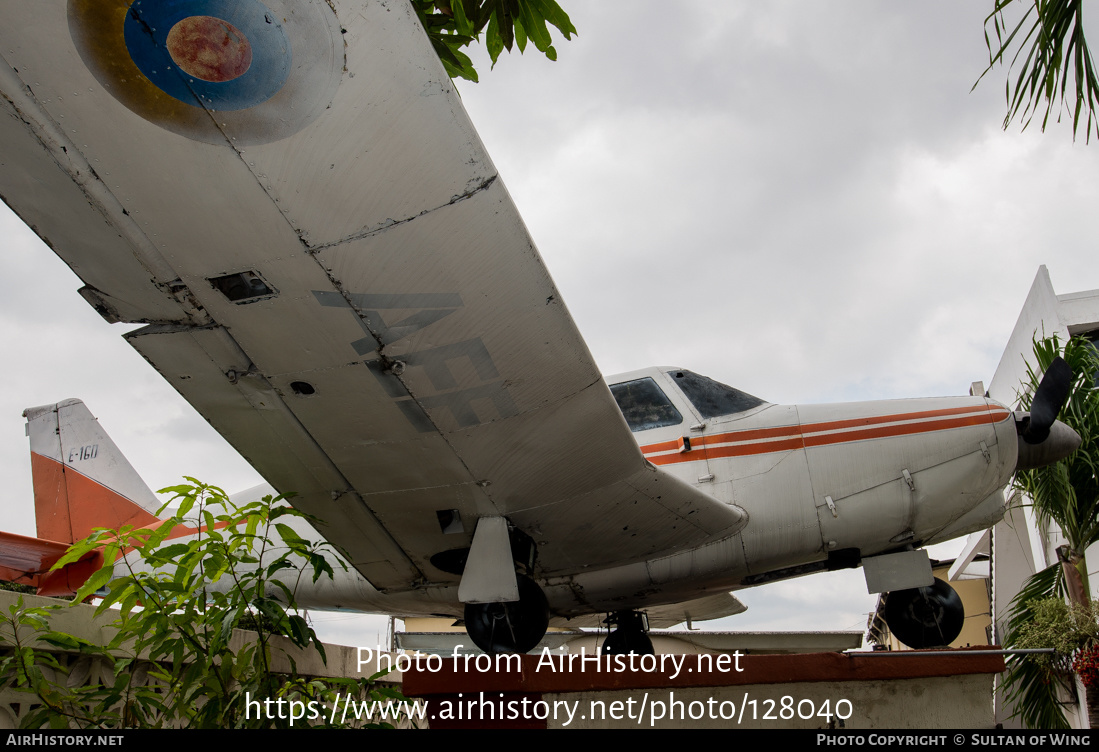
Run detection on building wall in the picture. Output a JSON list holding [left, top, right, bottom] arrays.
[[986, 266, 1099, 729]]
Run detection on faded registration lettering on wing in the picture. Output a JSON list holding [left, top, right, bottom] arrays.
[[313, 290, 518, 432]]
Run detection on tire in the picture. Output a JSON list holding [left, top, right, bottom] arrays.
[[464, 574, 549, 654]]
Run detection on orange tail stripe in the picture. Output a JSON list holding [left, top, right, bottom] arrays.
[[31, 452, 159, 543]]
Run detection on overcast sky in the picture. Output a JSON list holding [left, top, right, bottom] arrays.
[[3, 1, 1098, 646]]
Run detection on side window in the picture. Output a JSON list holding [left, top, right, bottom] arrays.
[[610, 378, 683, 433], [669, 370, 764, 418]]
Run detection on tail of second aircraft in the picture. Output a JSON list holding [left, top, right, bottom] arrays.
[[0, 399, 163, 595], [24, 398, 161, 544]]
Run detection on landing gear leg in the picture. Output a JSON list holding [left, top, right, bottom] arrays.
[[601, 610, 655, 655], [464, 574, 549, 654]]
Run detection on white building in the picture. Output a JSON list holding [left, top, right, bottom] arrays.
[[975, 266, 1099, 728]]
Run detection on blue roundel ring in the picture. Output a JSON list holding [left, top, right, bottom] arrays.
[[124, 0, 291, 111], [69, 0, 343, 145]]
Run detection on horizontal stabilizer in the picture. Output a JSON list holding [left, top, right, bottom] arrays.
[[0, 529, 69, 573], [551, 592, 747, 629], [645, 592, 748, 628], [0, 529, 102, 596]]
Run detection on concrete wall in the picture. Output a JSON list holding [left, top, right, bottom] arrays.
[[544, 674, 992, 729], [405, 650, 1003, 729]]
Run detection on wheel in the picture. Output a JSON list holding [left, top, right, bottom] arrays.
[[602, 628, 655, 656], [882, 577, 965, 649], [464, 574, 549, 654]]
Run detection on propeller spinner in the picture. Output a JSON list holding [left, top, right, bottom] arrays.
[[1015, 356, 1082, 471]]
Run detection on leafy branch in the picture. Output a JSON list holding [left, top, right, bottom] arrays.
[[0, 479, 406, 729], [1002, 565, 1074, 730], [411, 0, 576, 82]]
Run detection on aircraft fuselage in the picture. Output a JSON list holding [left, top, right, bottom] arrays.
[[285, 367, 1017, 622]]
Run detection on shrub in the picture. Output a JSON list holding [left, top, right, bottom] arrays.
[[0, 479, 405, 728]]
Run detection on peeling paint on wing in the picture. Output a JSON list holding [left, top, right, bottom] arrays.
[[310, 174, 498, 251]]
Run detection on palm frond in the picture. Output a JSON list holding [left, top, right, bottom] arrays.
[[1005, 334, 1099, 727], [979, 0, 1099, 142], [1003, 563, 1073, 729], [1013, 335, 1099, 554]]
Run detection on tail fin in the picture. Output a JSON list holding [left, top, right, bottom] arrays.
[[23, 399, 160, 544]]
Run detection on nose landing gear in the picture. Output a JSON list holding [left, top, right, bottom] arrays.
[[882, 577, 965, 649], [601, 610, 655, 655]]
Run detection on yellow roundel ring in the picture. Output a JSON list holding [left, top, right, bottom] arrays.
[[68, 0, 344, 145]]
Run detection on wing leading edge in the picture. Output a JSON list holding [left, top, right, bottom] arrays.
[[0, 0, 746, 592]]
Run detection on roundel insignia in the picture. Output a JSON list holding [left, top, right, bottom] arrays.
[[123, 0, 291, 111], [68, 0, 344, 146]]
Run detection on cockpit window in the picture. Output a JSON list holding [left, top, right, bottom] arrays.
[[668, 370, 764, 418], [609, 378, 683, 432]]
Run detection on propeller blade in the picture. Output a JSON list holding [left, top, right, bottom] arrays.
[[1021, 356, 1073, 445]]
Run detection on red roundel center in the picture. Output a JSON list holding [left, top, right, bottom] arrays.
[[166, 16, 252, 83]]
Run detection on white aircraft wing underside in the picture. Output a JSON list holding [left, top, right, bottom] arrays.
[[0, 0, 746, 592]]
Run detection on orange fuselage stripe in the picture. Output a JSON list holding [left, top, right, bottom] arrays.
[[642, 405, 1010, 466]]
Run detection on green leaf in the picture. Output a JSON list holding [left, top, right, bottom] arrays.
[[496, 0, 516, 52], [516, 2, 550, 53], [274, 523, 306, 547], [73, 564, 114, 602], [529, 0, 576, 38], [254, 597, 289, 629], [513, 14, 527, 53], [268, 579, 295, 605], [486, 13, 504, 65], [451, 0, 475, 36], [154, 543, 192, 560], [287, 614, 309, 646]]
